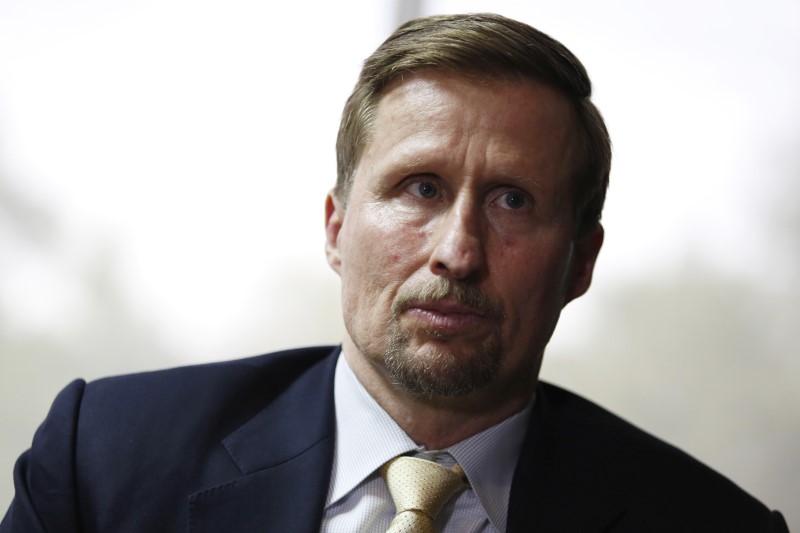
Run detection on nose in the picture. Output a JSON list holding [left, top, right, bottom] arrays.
[[427, 198, 485, 280]]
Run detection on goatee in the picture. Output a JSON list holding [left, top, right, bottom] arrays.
[[383, 278, 504, 397]]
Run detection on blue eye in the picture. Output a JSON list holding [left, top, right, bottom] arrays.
[[416, 182, 438, 199], [503, 191, 527, 209]]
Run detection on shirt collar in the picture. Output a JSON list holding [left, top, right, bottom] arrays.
[[325, 352, 420, 508], [446, 401, 532, 532], [326, 350, 533, 532]]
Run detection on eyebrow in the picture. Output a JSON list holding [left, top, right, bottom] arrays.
[[384, 148, 549, 192], [501, 173, 544, 188], [393, 156, 428, 174]]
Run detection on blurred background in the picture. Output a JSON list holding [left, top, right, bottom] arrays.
[[1, 0, 797, 526]]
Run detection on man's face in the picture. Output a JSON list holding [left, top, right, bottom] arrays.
[[326, 71, 602, 401]]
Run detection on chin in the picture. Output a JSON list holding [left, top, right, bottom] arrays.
[[383, 330, 501, 398]]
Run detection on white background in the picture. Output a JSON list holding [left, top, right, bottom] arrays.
[[1, 0, 798, 527]]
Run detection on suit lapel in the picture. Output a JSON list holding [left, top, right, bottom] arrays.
[[188, 347, 339, 533], [187, 441, 333, 532], [507, 382, 628, 532]]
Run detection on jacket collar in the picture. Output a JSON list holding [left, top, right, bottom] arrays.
[[188, 346, 339, 533], [507, 382, 628, 532]]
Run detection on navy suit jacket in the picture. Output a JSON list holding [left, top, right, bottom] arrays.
[[1, 346, 788, 532]]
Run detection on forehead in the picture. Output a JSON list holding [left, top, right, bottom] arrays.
[[378, 71, 574, 127], [357, 71, 578, 190]]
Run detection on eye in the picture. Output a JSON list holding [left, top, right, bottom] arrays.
[[407, 180, 439, 199], [499, 190, 530, 210]]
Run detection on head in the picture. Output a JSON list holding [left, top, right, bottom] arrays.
[[326, 13, 609, 408], [336, 12, 610, 239]]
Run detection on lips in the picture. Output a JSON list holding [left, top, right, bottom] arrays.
[[402, 300, 491, 333], [391, 277, 502, 337]]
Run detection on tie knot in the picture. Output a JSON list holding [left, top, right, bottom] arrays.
[[381, 456, 467, 532]]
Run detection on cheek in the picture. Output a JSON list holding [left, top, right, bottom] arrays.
[[364, 209, 427, 266], [359, 231, 412, 270], [491, 236, 573, 303], [490, 235, 530, 278], [339, 213, 422, 297]]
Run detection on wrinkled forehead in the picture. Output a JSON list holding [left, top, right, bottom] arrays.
[[359, 71, 581, 195], [373, 70, 578, 145]]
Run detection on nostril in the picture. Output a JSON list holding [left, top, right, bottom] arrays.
[[432, 260, 448, 273], [429, 248, 481, 280]]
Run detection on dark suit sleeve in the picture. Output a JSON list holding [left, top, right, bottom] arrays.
[[1, 380, 86, 532], [769, 510, 790, 532]]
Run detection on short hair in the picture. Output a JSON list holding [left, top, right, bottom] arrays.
[[335, 13, 611, 237]]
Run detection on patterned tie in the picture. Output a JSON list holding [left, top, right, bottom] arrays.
[[380, 455, 468, 533]]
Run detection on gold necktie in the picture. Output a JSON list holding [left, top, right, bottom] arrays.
[[380, 456, 467, 533]]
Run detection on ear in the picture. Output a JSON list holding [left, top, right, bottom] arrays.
[[564, 224, 604, 305], [325, 190, 345, 275]]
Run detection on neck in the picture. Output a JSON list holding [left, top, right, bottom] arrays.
[[342, 340, 538, 449]]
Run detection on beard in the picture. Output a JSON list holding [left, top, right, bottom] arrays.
[[381, 278, 505, 398]]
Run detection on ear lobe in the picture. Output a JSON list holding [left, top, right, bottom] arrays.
[[564, 224, 604, 305], [325, 191, 345, 274]]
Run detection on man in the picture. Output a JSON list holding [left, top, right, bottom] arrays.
[[1, 13, 788, 532]]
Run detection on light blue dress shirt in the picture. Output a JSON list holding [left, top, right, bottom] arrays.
[[321, 352, 533, 532]]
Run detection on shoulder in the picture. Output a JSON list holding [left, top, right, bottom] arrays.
[[520, 382, 787, 531], [1, 346, 340, 532], [77, 345, 339, 440], [534, 381, 734, 482], [88, 344, 338, 392], [82, 345, 338, 406]]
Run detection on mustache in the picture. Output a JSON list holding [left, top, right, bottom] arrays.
[[391, 277, 504, 320]]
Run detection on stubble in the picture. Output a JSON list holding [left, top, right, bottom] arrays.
[[382, 278, 504, 397]]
